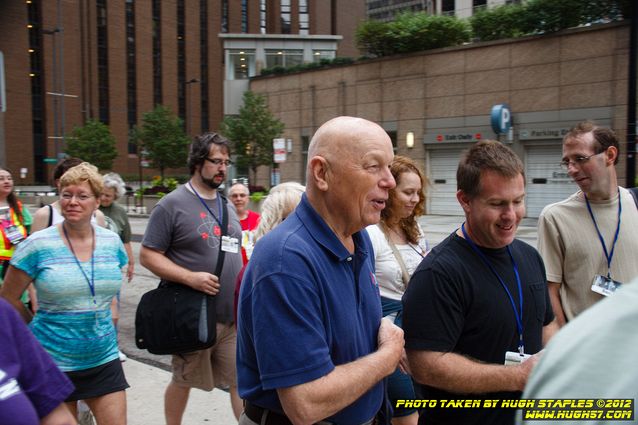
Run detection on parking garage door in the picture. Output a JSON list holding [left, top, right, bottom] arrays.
[[525, 144, 577, 217], [427, 149, 464, 216]]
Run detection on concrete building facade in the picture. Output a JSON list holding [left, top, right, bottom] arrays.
[[249, 22, 634, 217], [0, 0, 366, 184]]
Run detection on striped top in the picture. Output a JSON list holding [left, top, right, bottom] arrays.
[[11, 225, 127, 371]]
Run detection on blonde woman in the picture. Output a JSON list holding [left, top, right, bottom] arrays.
[[1, 163, 129, 424], [234, 182, 305, 322]]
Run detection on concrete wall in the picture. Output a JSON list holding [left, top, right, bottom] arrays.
[[249, 22, 634, 188]]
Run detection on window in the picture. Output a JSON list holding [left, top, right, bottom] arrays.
[[241, 0, 248, 33], [280, 0, 291, 34], [27, 0, 46, 182], [97, 0, 109, 123], [200, 0, 209, 131], [473, 0, 486, 12], [312, 50, 336, 63], [152, 0, 162, 105], [259, 0, 267, 34], [221, 0, 228, 33], [177, 0, 186, 124], [227, 50, 256, 80], [299, 0, 309, 35], [126, 0, 137, 154], [442, 0, 455, 14], [265, 49, 303, 69]]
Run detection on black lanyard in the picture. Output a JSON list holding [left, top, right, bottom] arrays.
[[63, 224, 96, 308], [461, 223, 525, 354], [584, 188, 621, 278]]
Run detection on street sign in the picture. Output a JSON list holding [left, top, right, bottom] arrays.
[[43, 158, 57, 163], [273, 138, 286, 163], [491, 104, 512, 134]]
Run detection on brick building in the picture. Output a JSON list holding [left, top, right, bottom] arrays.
[[0, 1, 365, 184], [249, 22, 635, 217]]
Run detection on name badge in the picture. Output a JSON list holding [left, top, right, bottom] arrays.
[[591, 274, 622, 297], [504, 351, 531, 366], [4, 225, 24, 245], [221, 235, 239, 253]]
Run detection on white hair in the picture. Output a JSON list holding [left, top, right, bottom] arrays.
[[102, 172, 127, 199], [254, 182, 305, 241]]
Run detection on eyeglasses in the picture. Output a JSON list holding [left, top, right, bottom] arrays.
[[559, 152, 604, 170], [61, 193, 95, 202], [204, 157, 233, 167], [230, 193, 248, 198]]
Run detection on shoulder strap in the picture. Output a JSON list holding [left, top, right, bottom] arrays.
[[380, 226, 411, 288], [629, 187, 638, 209], [213, 195, 229, 277], [47, 204, 53, 228]]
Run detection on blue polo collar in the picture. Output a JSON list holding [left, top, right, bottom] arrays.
[[294, 194, 370, 262]]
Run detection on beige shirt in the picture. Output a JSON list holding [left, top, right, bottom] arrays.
[[537, 187, 638, 321]]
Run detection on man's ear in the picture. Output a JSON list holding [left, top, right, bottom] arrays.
[[457, 189, 471, 214], [606, 146, 618, 165], [309, 156, 330, 192]]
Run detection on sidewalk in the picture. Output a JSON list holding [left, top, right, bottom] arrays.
[[90, 213, 540, 424], [123, 358, 236, 424]]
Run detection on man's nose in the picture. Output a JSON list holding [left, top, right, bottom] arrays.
[[381, 167, 396, 189]]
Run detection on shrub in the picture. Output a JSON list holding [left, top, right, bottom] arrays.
[[356, 12, 471, 58], [470, 4, 529, 41], [471, 0, 629, 41]]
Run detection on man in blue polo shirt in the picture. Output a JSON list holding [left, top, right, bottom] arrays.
[[237, 116, 405, 425]]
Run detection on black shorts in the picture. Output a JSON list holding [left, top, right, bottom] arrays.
[[65, 359, 129, 401]]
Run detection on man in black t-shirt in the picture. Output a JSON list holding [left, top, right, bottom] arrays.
[[403, 140, 558, 425]]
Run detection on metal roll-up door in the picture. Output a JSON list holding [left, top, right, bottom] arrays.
[[525, 144, 577, 217], [427, 149, 464, 216]]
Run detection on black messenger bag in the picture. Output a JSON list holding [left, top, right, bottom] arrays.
[[135, 196, 228, 355]]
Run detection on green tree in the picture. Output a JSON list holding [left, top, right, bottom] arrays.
[[65, 118, 118, 170], [221, 91, 285, 187], [136, 105, 190, 179]]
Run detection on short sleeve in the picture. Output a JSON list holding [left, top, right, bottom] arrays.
[[536, 211, 564, 284], [9, 235, 40, 279], [251, 272, 334, 389], [1, 299, 74, 418], [141, 203, 173, 252]]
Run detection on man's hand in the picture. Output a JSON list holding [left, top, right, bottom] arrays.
[[189, 272, 221, 295], [377, 318, 404, 375], [512, 350, 544, 391]]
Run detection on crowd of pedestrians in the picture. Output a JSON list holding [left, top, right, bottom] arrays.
[[0, 117, 636, 425]]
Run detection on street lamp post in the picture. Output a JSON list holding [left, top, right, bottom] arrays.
[[184, 78, 199, 136]]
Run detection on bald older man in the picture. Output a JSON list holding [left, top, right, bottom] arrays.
[[237, 117, 405, 425]]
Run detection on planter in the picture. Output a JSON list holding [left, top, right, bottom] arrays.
[[120, 195, 162, 214]]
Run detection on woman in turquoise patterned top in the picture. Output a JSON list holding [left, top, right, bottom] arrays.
[[0, 162, 129, 424]]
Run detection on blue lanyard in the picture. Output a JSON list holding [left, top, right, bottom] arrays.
[[63, 224, 96, 308], [461, 223, 525, 354], [189, 182, 223, 228], [584, 188, 621, 278]]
